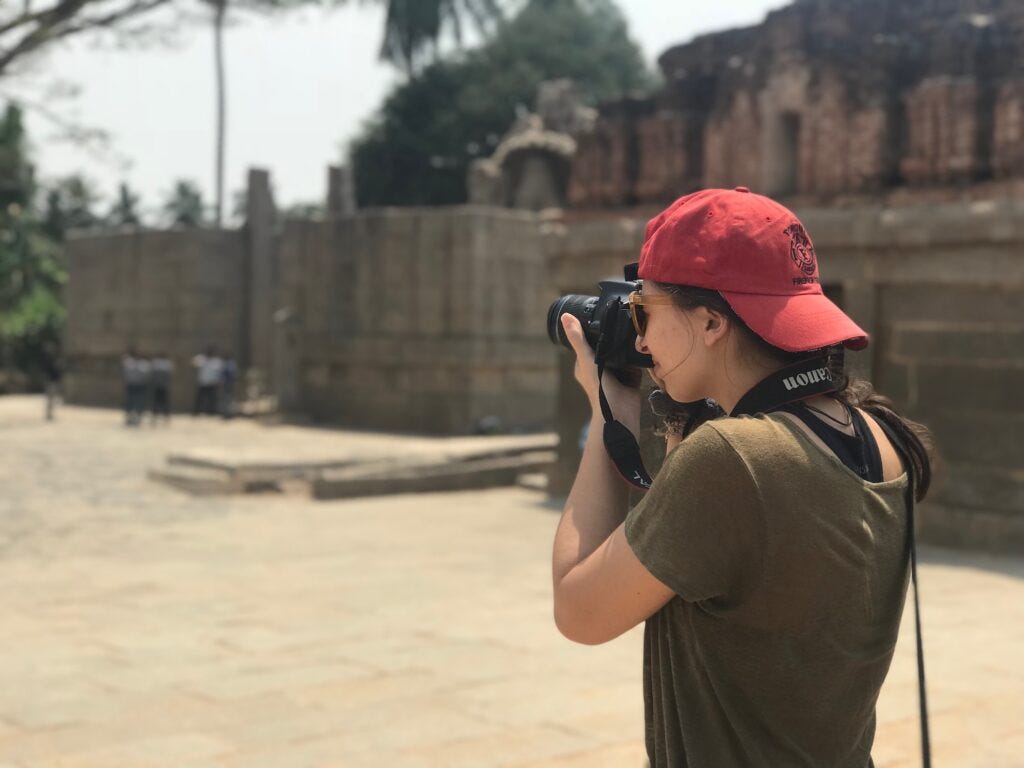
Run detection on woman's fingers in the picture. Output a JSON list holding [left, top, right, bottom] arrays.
[[561, 313, 599, 401], [560, 313, 594, 363]]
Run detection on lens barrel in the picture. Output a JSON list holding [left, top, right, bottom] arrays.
[[547, 294, 598, 349]]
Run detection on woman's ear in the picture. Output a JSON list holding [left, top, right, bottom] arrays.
[[700, 308, 730, 347]]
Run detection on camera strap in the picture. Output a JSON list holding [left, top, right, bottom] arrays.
[[873, 420, 932, 768], [597, 354, 838, 492], [728, 353, 838, 416], [594, 307, 654, 489]]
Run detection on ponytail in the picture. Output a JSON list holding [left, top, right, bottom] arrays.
[[831, 375, 936, 502]]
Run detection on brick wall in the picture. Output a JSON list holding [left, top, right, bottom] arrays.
[[703, 90, 762, 191], [902, 77, 981, 185], [569, 0, 1024, 206], [633, 114, 691, 203], [993, 80, 1024, 179], [568, 119, 632, 208]]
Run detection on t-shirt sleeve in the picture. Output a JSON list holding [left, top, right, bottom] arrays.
[[624, 424, 764, 604]]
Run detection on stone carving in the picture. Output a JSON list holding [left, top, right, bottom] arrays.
[[468, 79, 596, 211]]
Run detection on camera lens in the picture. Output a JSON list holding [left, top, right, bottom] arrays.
[[547, 295, 598, 349]]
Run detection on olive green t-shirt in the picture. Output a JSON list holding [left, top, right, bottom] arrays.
[[624, 413, 910, 768]]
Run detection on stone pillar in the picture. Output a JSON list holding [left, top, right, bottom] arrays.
[[244, 168, 277, 379], [272, 306, 300, 412], [326, 165, 356, 217]]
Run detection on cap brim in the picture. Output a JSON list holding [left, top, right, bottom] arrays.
[[719, 290, 869, 352]]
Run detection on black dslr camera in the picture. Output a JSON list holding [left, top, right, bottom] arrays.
[[546, 264, 653, 375]]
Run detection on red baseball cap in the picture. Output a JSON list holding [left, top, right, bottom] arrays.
[[638, 187, 868, 352]]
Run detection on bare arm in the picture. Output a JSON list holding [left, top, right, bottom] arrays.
[[551, 315, 674, 644]]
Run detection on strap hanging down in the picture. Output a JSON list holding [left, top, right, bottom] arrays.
[[875, 419, 932, 768], [596, 361, 652, 490], [592, 303, 653, 491]]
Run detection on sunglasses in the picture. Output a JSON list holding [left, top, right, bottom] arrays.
[[627, 290, 676, 336]]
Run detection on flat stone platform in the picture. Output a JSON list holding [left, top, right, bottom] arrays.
[[149, 430, 556, 497], [2, 396, 1022, 767]]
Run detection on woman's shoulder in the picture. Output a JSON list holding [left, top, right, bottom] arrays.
[[694, 413, 795, 451], [661, 415, 778, 474], [678, 414, 805, 474]]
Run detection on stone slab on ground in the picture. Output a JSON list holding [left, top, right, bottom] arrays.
[[2, 396, 1023, 768], [146, 465, 240, 495], [311, 450, 557, 499], [166, 432, 558, 475], [153, 432, 559, 496]]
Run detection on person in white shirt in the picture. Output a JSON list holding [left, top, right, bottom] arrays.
[[192, 347, 223, 416]]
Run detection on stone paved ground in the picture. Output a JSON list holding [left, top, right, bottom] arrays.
[[1, 396, 1022, 767]]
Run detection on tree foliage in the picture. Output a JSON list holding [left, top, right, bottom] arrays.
[[0, 0, 175, 79], [162, 179, 208, 227], [0, 105, 65, 386], [42, 175, 103, 239], [350, 0, 654, 207], [107, 182, 142, 226]]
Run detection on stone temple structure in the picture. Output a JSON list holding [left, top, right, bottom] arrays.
[[62, 0, 1024, 553], [569, 0, 1024, 207]]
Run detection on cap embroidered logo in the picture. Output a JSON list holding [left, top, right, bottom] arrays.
[[784, 223, 817, 277]]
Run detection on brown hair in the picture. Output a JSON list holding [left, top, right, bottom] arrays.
[[654, 282, 935, 501]]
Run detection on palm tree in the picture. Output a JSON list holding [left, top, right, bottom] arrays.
[[375, 0, 503, 77], [162, 180, 207, 227], [209, 0, 228, 227], [108, 182, 142, 227]]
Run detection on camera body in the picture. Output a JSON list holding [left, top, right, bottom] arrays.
[[547, 272, 653, 373]]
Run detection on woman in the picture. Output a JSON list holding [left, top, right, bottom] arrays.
[[552, 188, 933, 767]]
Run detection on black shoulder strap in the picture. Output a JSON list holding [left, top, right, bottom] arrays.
[[875, 418, 932, 768]]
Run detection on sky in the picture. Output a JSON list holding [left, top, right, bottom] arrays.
[[12, 0, 790, 216]]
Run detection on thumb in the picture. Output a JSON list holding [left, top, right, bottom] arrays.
[[560, 313, 594, 362]]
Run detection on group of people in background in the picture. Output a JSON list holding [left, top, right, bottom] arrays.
[[121, 346, 237, 426]]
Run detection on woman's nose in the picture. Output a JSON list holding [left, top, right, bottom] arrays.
[[635, 333, 648, 355]]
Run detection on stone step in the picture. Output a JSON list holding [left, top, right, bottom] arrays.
[[164, 434, 558, 487], [147, 466, 239, 496], [516, 472, 549, 492], [311, 450, 557, 500], [165, 453, 358, 480]]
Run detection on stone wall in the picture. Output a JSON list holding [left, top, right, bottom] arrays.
[[275, 207, 557, 433], [63, 228, 246, 410], [62, 191, 1024, 552], [64, 206, 556, 434], [545, 200, 1024, 554]]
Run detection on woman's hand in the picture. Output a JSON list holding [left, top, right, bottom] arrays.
[[560, 313, 642, 430]]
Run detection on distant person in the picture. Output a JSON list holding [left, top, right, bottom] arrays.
[[149, 352, 174, 424], [191, 347, 222, 416], [41, 349, 63, 422], [220, 354, 238, 419], [122, 348, 150, 427]]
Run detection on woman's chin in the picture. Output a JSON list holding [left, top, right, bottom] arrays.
[[664, 385, 691, 404], [663, 382, 706, 405]]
